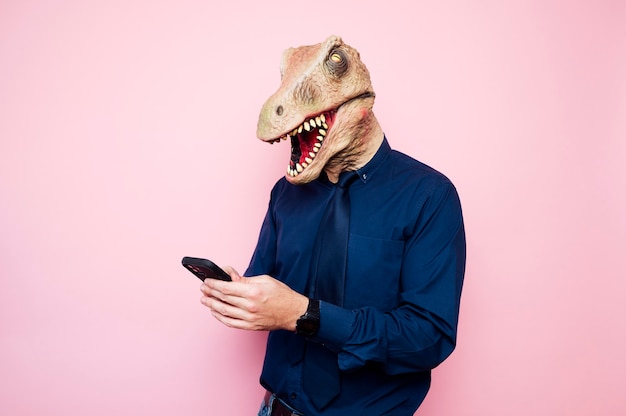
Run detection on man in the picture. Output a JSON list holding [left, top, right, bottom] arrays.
[[200, 35, 466, 416]]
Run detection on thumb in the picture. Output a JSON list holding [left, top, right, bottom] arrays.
[[222, 265, 244, 282]]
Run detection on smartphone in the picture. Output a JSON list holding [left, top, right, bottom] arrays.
[[181, 256, 232, 282]]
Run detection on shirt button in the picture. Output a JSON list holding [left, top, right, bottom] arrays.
[[362, 173, 368, 180], [290, 392, 297, 400]]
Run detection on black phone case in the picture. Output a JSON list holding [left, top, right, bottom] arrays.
[[182, 257, 231, 281]]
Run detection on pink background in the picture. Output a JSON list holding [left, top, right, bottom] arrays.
[[1, 1, 625, 414]]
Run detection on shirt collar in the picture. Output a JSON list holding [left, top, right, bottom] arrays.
[[355, 136, 391, 184], [316, 136, 391, 186]]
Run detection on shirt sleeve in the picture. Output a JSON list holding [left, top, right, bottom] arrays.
[[313, 180, 466, 375], [244, 186, 279, 278]]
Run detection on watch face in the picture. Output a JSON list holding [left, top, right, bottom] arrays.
[[296, 299, 320, 337], [297, 317, 319, 337], [299, 319, 316, 333]]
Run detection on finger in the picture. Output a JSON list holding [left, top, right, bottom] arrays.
[[202, 278, 250, 305], [202, 295, 251, 324], [201, 278, 230, 298], [199, 281, 224, 299], [211, 309, 251, 330], [202, 276, 233, 291]]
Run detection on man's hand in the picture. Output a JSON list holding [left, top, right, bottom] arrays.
[[200, 266, 309, 332]]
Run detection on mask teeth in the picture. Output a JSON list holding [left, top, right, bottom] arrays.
[[286, 114, 329, 177]]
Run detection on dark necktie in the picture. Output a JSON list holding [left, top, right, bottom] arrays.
[[303, 171, 358, 410]]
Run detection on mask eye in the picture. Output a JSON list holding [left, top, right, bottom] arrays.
[[326, 48, 348, 77]]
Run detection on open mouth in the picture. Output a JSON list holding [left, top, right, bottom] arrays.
[[268, 110, 335, 177]]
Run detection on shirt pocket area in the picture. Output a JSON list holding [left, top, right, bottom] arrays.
[[345, 234, 405, 310]]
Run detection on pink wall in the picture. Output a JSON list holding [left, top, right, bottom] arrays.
[[1, 1, 625, 414]]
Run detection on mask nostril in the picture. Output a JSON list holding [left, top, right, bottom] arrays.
[[276, 105, 284, 116]]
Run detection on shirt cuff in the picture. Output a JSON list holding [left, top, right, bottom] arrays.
[[312, 301, 355, 352]]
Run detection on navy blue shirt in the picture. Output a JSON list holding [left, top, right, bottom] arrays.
[[245, 137, 466, 415]]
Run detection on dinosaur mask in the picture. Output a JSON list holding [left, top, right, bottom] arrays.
[[257, 35, 377, 184]]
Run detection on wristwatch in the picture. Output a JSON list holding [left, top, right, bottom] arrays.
[[296, 299, 320, 337]]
